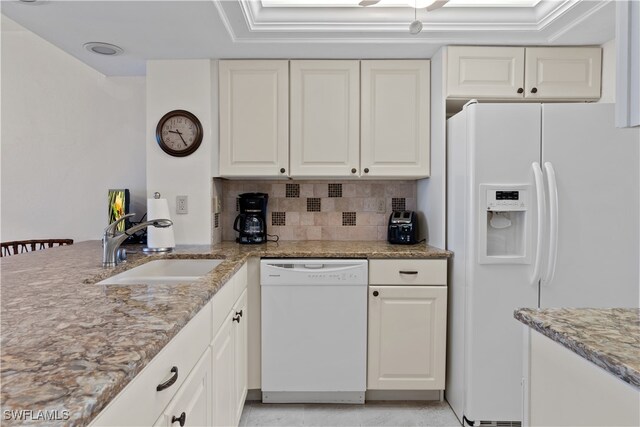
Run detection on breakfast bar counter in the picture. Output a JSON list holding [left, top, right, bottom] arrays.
[[515, 307, 639, 426], [514, 307, 640, 388], [0, 240, 449, 426]]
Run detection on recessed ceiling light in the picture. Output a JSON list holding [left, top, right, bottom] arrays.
[[83, 42, 124, 56]]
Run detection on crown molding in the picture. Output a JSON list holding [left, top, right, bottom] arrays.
[[214, 0, 612, 44]]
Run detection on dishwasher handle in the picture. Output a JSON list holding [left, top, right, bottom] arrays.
[[303, 264, 324, 269]]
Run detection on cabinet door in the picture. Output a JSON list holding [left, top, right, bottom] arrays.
[[361, 60, 430, 178], [233, 289, 248, 425], [155, 348, 212, 427], [290, 60, 360, 177], [447, 46, 525, 99], [524, 47, 601, 100], [211, 312, 236, 427], [219, 60, 289, 177], [368, 286, 447, 390]]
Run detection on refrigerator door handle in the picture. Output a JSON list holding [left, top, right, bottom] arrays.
[[531, 162, 546, 286], [542, 162, 559, 286]]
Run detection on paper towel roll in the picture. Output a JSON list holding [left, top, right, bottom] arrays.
[[147, 198, 175, 249]]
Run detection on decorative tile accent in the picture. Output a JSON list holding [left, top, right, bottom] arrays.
[[218, 179, 417, 242], [214, 213, 220, 228], [328, 183, 342, 198], [392, 197, 406, 211], [307, 198, 321, 212], [286, 183, 300, 198], [272, 212, 286, 226], [342, 212, 356, 226]]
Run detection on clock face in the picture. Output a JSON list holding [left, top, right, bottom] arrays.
[[155, 110, 203, 157]]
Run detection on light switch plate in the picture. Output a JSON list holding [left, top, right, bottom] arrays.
[[176, 195, 188, 214]]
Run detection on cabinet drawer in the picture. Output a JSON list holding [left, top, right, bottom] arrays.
[[154, 348, 212, 427], [369, 259, 447, 285], [91, 302, 212, 427]]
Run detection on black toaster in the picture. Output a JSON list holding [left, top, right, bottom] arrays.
[[387, 211, 419, 245]]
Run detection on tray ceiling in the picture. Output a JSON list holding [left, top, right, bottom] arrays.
[[1, 0, 615, 76]]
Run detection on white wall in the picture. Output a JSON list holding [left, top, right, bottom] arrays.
[[0, 16, 146, 243], [600, 38, 616, 103], [146, 60, 214, 245], [417, 48, 447, 249], [615, 0, 640, 127]]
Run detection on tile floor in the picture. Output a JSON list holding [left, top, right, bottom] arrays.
[[240, 401, 462, 427]]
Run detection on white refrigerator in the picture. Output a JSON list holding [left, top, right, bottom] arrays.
[[445, 102, 639, 425]]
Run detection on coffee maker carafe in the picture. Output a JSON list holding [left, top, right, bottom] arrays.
[[233, 193, 268, 244]]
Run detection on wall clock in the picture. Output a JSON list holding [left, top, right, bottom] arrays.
[[155, 110, 203, 157]]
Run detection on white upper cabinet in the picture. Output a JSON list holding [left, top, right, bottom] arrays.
[[219, 60, 289, 177], [447, 46, 525, 99], [219, 59, 431, 178], [361, 60, 431, 178], [524, 47, 602, 99], [446, 46, 601, 101], [290, 60, 360, 177]]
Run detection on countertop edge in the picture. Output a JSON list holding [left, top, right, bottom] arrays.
[[514, 309, 640, 390]]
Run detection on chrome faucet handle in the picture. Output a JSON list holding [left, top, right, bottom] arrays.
[[104, 213, 136, 237]]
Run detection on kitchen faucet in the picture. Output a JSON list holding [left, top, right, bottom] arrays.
[[102, 213, 173, 267]]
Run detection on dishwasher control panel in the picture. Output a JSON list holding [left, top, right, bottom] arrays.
[[260, 259, 368, 286]]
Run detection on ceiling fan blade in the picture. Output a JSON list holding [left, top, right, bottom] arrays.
[[359, 0, 381, 6], [425, 0, 449, 11]]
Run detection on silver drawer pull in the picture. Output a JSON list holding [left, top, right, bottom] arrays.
[[399, 270, 418, 275]]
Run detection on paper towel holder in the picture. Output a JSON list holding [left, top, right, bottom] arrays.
[[142, 192, 175, 254]]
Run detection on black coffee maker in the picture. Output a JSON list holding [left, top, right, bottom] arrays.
[[234, 193, 268, 244]]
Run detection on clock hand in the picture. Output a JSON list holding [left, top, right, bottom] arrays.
[[174, 130, 188, 147]]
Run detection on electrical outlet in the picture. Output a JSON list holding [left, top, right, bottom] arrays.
[[377, 199, 386, 213], [213, 197, 221, 214], [176, 196, 188, 214]]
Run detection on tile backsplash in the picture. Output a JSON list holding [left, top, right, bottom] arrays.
[[214, 179, 417, 242]]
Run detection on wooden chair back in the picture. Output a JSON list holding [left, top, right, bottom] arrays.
[[0, 239, 74, 257]]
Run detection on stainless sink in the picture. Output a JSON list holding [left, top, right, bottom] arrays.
[[97, 259, 223, 285]]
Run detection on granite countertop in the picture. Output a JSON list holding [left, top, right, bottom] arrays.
[[515, 308, 640, 389], [0, 240, 449, 426]]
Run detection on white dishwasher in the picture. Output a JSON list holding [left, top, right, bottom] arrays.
[[260, 259, 368, 404]]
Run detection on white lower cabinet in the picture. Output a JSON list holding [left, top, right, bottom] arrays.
[[90, 303, 212, 427], [211, 311, 236, 427], [211, 268, 248, 427], [368, 286, 447, 390], [525, 329, 639, 426], [233, 289, 248, 424], [154, 348, 212, 427], [367, 259, 448, 391], [91, 263, 249, 427]]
